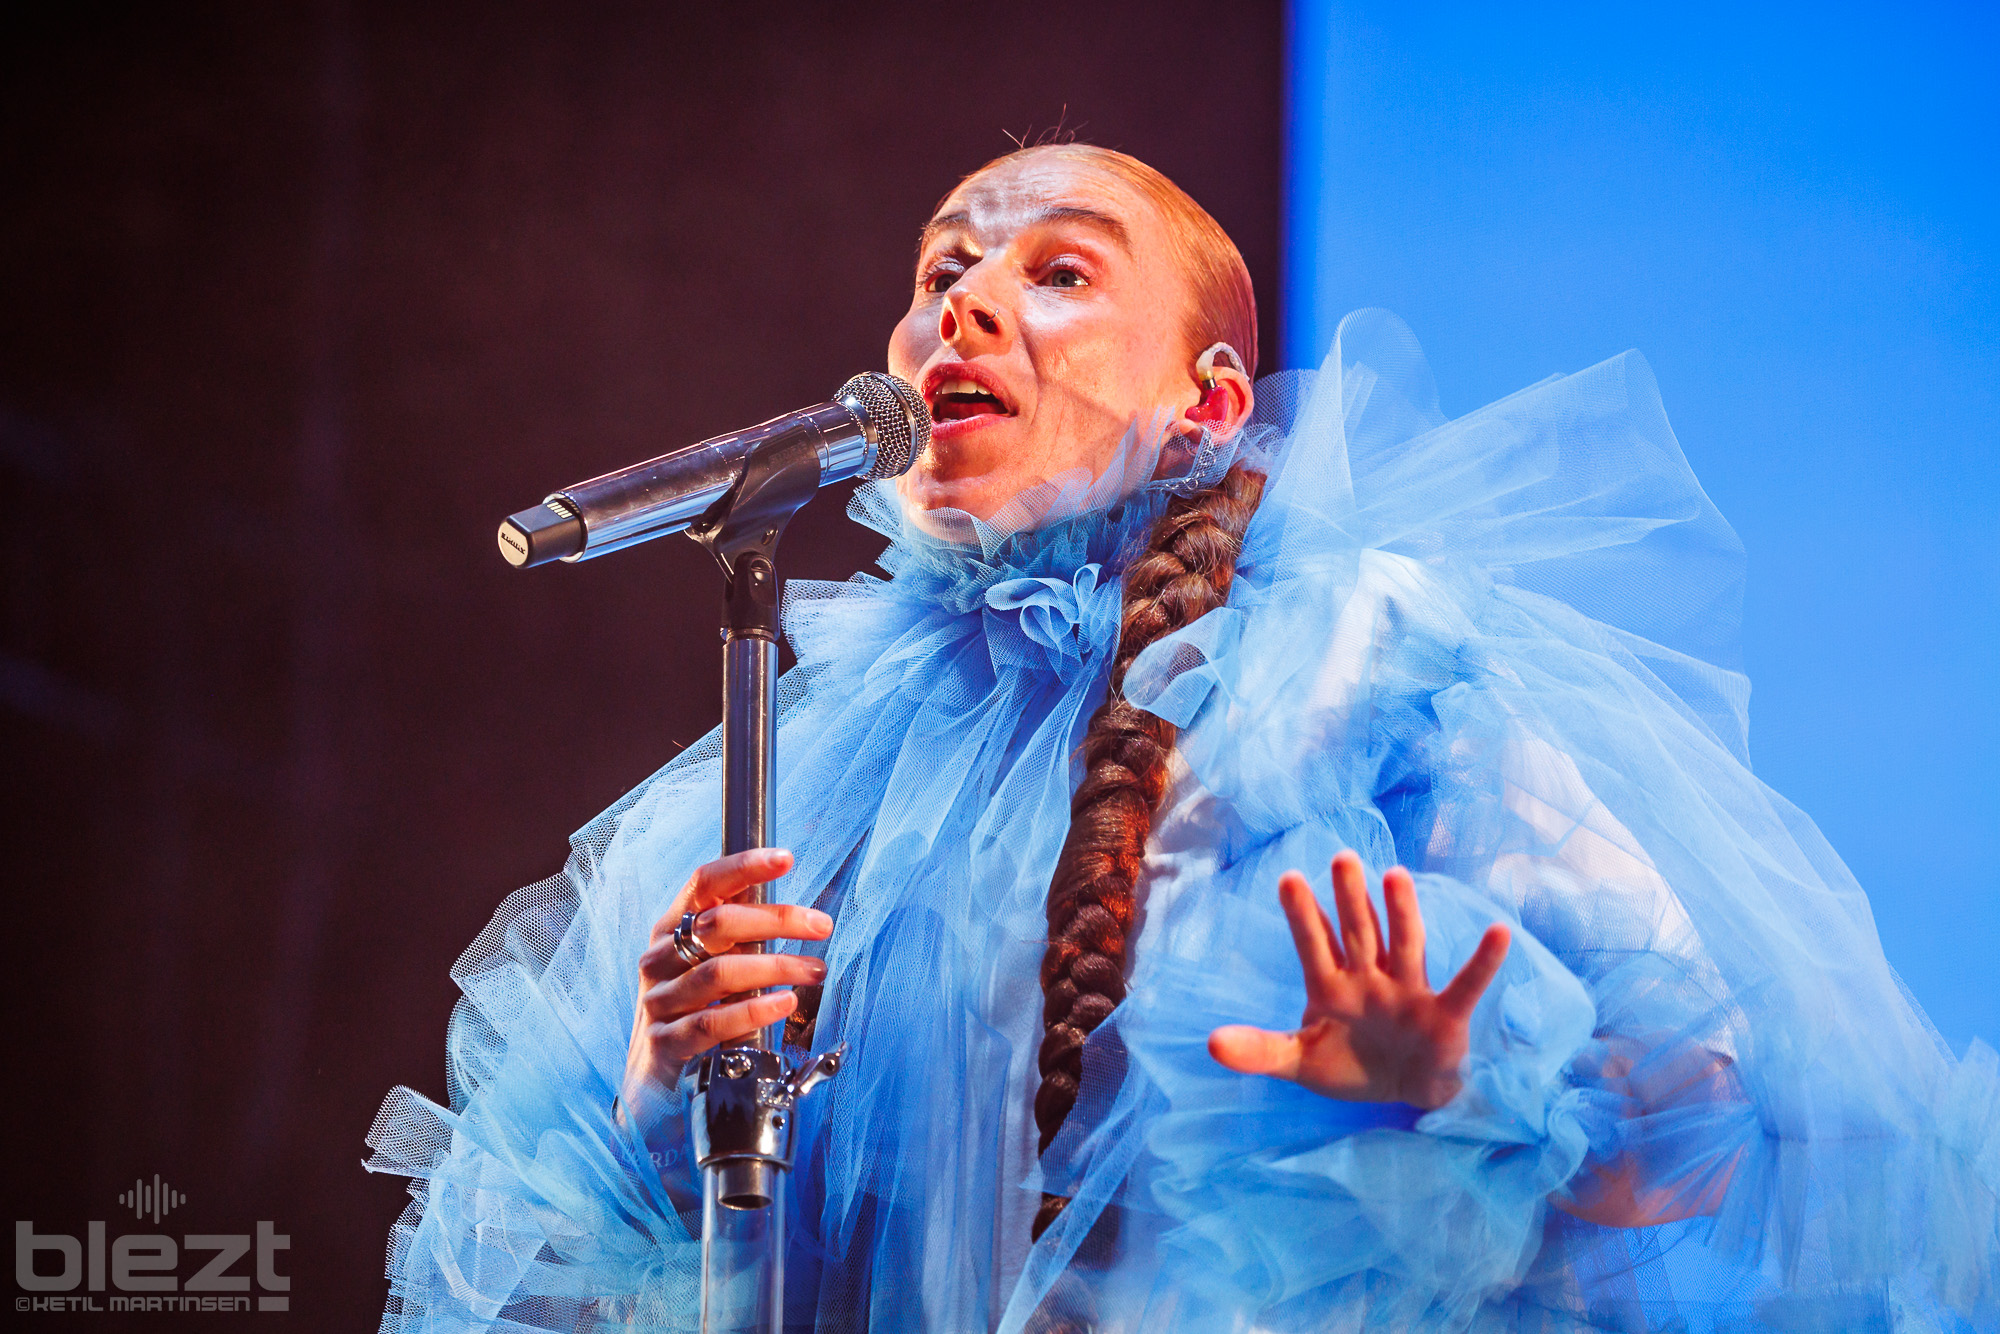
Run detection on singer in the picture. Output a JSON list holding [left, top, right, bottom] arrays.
[[369, 144, 2000, 1330]]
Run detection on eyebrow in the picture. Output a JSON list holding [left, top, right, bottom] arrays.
[[918, 204, 1133, 254]]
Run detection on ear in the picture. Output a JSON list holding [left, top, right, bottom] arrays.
[[1184, 362, 1254, 441]]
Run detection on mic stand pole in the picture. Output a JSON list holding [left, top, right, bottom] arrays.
[[684, 433, 844, 1334]]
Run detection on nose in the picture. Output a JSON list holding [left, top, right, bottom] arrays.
[[938, 278, 1009, 354]]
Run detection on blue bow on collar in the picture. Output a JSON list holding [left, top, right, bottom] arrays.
[[981, 562, 1119, 670]]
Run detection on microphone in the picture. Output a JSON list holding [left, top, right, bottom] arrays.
[[498, 372, 930, 568]]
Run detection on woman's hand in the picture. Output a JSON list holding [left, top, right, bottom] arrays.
[[1208, 850, 1511, 1109], [1552, 1035, 1745, 1227], [620, 847, 831, 1117]]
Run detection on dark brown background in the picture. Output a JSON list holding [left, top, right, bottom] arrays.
[[1, 1, 1281, 1325]]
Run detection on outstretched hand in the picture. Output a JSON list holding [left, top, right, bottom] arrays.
[[1208, 850, 1511, 1109]]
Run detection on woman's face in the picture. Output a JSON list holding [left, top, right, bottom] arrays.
[[888, 155, 1231, 524]]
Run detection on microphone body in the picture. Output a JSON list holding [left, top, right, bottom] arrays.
[[499, 372, 927, 568]]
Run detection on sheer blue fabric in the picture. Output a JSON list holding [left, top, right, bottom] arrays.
[[368, 310, 2000, 1332]]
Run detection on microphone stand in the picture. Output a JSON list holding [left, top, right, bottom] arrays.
[[684, 430, 844, 1334]]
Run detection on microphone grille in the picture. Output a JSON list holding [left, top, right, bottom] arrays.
[[837, 372, 930, 479]]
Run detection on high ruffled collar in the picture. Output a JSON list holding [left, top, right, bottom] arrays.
[[827, 412, 1280, 679], [842, 403, 1282, 617], [852, 480, 1166, 617], [811, 483, 1162, 682]]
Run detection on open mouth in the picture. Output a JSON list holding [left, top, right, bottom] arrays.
[[931, 381, 1010, 422], [922, 365, 1017, 427]]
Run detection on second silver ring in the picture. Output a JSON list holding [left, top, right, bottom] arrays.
[[672, 910, 715, 969]]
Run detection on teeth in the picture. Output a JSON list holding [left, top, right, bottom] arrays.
[[936, 378, 997, 400]]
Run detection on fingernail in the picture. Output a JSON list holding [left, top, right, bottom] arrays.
[[808, 959, 828, 979], [808, 909, 832, 933]]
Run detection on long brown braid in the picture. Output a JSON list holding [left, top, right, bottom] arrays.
[[1031, 462, 1265, 1240]]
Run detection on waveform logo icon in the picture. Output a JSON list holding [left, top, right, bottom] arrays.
[[117, 1174, 185, 1224]]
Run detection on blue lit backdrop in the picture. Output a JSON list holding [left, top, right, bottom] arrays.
[[1284, 1, 1998, 1050]]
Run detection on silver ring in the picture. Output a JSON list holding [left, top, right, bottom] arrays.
[[672, 911, 715, 969]]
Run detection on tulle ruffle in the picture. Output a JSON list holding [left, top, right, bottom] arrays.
[[1093, 310, 2000, 1331], [369, 310, 1999, 1333]]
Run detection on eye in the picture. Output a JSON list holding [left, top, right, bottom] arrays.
[[921, 267, 961, 294], [1043, 265, 1088, 289]]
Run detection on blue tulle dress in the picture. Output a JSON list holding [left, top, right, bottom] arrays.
[[368, 310, 2000, 1332]]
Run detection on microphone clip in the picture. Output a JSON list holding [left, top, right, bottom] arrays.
[[686, 427, 824, 638]]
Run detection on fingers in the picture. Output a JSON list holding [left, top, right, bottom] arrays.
[[647, 991, 798, 1066], [640, 899, 832, 982], [1207, 1024, 1304, 1081], [694, 902, 833, 954], [643, 951, 826, 1018], [1437, 923, 1511, 1018], [1382, 866, 1427, 987], [1330, 850, 1381, 970], [651, 848, 796, 941], [1279, 871, 1343, 992]]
